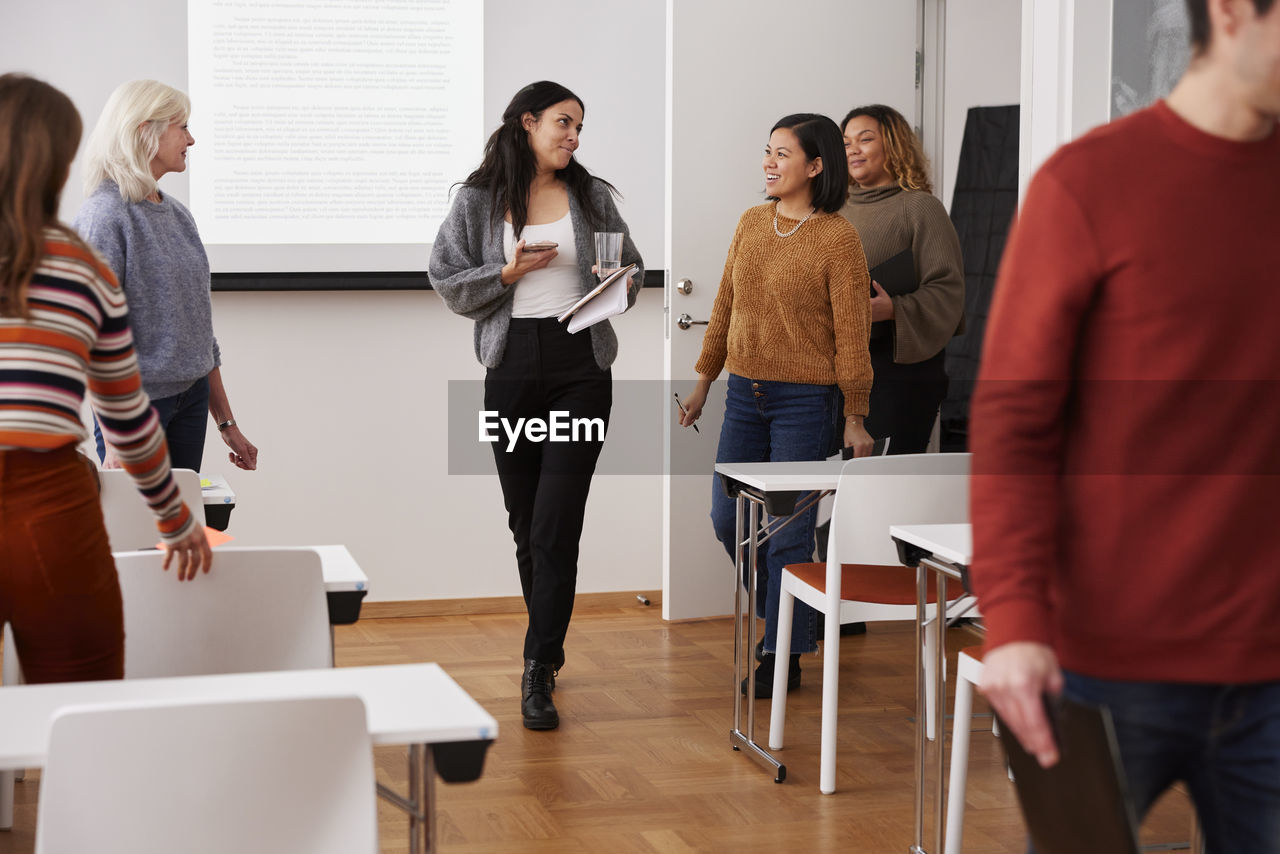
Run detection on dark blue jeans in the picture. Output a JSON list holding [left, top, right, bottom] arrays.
[[710, 375, 837, 656], [95, 375, 210, 472], [1029, 671, 1280, 854]]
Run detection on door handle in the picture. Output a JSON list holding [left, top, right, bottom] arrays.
[[677, 313, 709, 331]]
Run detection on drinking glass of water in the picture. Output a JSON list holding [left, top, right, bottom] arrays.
[[594, 232, 623, 281]]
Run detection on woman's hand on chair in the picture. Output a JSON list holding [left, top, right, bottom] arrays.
[[162, 516, 213, 582], [843, 418, 875, 457]]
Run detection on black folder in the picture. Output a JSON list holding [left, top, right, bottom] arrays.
[[996, 696, 1141, 854], [867, 248, 917, 298]]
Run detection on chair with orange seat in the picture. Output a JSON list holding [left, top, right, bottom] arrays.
[[768, 452, 972, 794]]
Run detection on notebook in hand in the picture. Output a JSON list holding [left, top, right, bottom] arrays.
[[867, 248, 916, 298], [997, 695, 1141, 854], [557, 262, 637, 334]]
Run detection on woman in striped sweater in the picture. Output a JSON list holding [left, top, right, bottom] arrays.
[[0, 74, 210, 684]]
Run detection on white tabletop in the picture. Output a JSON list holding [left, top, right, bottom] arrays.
[[199, 473, 236, 506], [889, 523, 972, 567], [195, 545, 369, 594], [714, 459, 846, 493], [304, 545, 368, 593], [0, 663, 495, 770]]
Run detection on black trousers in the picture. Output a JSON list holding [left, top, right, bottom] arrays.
[[484, 318, 612, 666], [863, 340, 948, 455], [818, 341, 948, 563]]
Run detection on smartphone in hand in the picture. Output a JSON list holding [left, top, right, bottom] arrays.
[[523, 241, 558, 252]]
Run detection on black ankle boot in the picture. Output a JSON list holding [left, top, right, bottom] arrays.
[[740, 652, 801, 699], [521, 660, 559, 730]]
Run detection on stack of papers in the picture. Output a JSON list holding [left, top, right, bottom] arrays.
[[557, 263, 637, 334]]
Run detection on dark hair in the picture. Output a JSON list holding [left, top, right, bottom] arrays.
[[0, 74, 83, 318], [461, 80, 616, 236], [767, 114, 848, 213], [841, 104, 933, 193], [1188, 0, 1276, 53]]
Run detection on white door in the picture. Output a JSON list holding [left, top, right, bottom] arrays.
[[663, 0, 923, 619]]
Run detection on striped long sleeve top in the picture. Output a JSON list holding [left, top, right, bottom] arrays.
[[0, 230, 195, 544]]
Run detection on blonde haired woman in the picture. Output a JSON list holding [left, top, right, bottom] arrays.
[[75, 79, 257, 473], [840, 104, 963, 454]]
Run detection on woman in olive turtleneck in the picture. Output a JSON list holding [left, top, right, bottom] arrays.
[[839, 104, 964, 453]]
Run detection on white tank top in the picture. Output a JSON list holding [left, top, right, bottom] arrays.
[[503, 213, 580, 319]]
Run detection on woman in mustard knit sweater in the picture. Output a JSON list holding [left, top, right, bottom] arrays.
[[677, 113, 874, 697]]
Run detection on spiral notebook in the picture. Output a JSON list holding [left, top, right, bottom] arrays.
[[557, 263, 637, 334]]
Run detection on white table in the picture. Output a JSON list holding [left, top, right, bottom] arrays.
[[890, 523, 974, 854], [713, 460, 847, 781], [297, 544, 370, 624], [198, 473, 236, 531], [0, 663, 496, 854]]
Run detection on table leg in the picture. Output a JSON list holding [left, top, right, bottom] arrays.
[[913, 562, 927, 854], [731, 493, 744, 739], [0, 770, 12, 830], [746, 499, 760, 739], [408, 744, 436, 854], [728, 492, 785, 782], [935, 571, 948, 854]]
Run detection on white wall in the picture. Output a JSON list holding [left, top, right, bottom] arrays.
[[205, 290, 664, 603], [941, 0, 1023, 207], [2, 0, 666, 604]]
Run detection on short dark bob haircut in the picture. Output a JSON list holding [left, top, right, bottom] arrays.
[[768, 113, 849, 213]]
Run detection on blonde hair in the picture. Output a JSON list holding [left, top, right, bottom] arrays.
[[82, 80, 190, 203], [842, 104, 933, 195]]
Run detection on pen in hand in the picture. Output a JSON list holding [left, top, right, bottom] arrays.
[[674, 393, 700, 433]]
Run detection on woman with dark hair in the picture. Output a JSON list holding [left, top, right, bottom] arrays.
[[840, 104, 964, 454], [676, 113, 873, 697], [430, 80, 643, 730], [0, 74, 211, 685]]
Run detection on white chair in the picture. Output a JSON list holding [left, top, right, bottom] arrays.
[[769, 452, 972, 794], [35, 695, 377, 854], [1, 546, 333, 828], [945, 646, 989, 853], [98, 467, 206, 551], [114, 546, 333, 676]]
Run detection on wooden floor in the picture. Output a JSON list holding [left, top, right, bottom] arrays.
[[0, 606, 1193, 853]]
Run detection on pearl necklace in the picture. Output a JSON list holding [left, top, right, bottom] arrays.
[[773, 206, 815, 238]]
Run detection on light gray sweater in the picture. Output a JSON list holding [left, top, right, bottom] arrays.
[[429, 179, 644, 371], [74, 181, 221, 399]]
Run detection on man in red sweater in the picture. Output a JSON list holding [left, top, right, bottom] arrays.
[[971, 0, 1280, 848]]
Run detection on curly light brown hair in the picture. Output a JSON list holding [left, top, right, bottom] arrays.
[[842, 104, 933, 194]]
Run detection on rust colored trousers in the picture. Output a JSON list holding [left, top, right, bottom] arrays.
[[0, 444, 123, 683]]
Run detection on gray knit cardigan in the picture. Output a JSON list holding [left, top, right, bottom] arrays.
[[429, 180, 644, 371]]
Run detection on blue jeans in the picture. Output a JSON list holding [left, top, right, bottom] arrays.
[[95, 375, 210, 472], [710, 375, 837, 656], [1028, 671, 1280, 854]]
